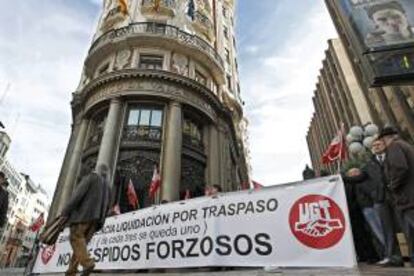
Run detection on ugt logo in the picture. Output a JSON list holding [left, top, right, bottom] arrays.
[[289, 195, 345, 249]]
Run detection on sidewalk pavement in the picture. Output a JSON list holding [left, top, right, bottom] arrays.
[[1, 265, 414, 276]]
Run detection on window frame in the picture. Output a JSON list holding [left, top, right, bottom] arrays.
[[138, 54, 164, 70], [124, 105, 165, 142]]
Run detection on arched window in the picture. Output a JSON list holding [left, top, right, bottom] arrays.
[[87, 110, 107, 148], [183, 118, 203, 149]]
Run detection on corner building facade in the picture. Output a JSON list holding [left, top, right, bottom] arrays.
[[49, 0, 249, 220]]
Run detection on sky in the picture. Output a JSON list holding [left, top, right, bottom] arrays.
[[0, 0, 338, 199]]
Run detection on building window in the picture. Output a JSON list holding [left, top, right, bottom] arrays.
[[225, 48, 231, 64], [222, 6, 227, 18], [124, 107, 163, 142], [183, 118, 203, 149], [88, 110, 107, 148], [139, 55, 164, 70], [223, 26, 229, 39], [195, 70, 207, 86], [227, 75, 232, 92]]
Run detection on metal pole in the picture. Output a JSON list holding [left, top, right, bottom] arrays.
[[24, 231, 40, 276]]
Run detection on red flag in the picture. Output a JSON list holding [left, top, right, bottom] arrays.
[[184, 189, 191, 200], [30, 213, 45, 232], [149, 166, 161, 199], [252, 181, 264, 190], [322, 126, 347, 165], [126, 179, 139, 209]]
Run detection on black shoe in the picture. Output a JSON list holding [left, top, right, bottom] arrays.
[[81, 264, 95, 276], [380, 260, 404, 267]]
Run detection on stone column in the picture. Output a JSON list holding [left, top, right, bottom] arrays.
[[207, 124, 220, 185], [161, 102, 182, 202], [57, 118, 89, 215], [95, 98, 123, 181]]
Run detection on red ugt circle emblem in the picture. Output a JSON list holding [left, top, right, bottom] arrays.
[[289, 195, 345, 249]]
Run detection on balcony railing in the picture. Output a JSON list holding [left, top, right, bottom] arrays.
[[89, 22, 224, 69], [123, 125, 162, 142]]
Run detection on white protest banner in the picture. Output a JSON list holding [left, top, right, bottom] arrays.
[[33, 176, 356, 274]]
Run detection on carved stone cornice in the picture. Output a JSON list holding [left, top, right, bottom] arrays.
[[79, 69, 232, 121]]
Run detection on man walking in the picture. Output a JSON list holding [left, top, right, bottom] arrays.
[[0, 171, 9, 229], [380, 126, 414, 266], [61, 164, 112, 276]]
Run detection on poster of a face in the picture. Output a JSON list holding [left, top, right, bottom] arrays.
[[340, 0, 414, 49]]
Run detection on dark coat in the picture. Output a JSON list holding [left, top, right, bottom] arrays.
[[384, 138, 414, 211], [363, 156, 388, 204], [61, 172, 111, 230], [0, 185, 9, 228], [343, 172, 374, 209]]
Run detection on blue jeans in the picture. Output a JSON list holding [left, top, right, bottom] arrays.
[[363, 207, 386, 247], [374, 203, 402, 261]]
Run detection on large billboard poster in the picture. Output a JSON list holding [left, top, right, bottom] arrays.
[[340, 0, 414, 51]]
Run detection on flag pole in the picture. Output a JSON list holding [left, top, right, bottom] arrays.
[[337, 123, 345, 174], [25, 230, 40, 276]]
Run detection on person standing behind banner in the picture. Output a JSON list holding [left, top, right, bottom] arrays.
[[61, 164, 112, 276], [380, 126, 414, 267], [211, 184, 222, 196], [343, 168, 383, 262], [0, 171, 9, 229], [364, 138, 403, 267]]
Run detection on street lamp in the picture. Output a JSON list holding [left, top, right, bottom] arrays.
[[346, 123, 379, 156]]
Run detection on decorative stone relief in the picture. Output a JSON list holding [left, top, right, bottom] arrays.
[[141, 0, 176, 18], [114, 49, 132, 70], [196, 0, 212, 15], [84, 78, 217, 120], [171, 53, 189, 76]]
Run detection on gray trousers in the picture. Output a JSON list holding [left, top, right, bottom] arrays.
[[375, 203, 402, 261]]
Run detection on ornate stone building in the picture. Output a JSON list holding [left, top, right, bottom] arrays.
[[49, 0, 249, 219]]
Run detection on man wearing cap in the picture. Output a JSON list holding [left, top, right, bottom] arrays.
[[0, 171, 9, 229], [380, 126, 414, 266]]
